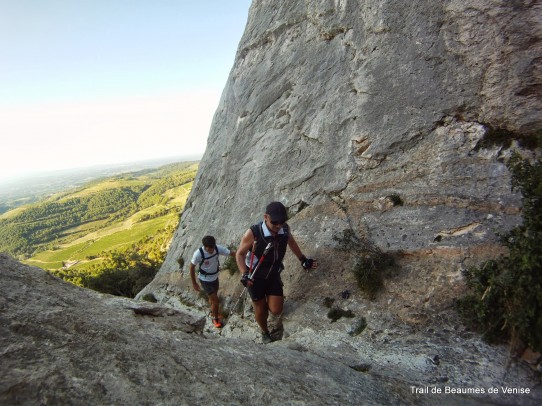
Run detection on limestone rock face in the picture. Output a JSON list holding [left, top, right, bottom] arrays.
[[3, 2, 542, 404], [0, 254, 411, 405], [4, 255, 542, 405], [132, 2, 541, 403], [146, 0, 540, 319]]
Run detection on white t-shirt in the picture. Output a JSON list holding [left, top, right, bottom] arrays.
[[191, 244, 230, 282]]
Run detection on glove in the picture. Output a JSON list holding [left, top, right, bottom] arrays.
[[300, 256, 314, 270], [241, 272, 250, 287]]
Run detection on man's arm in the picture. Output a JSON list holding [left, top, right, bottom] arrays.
[[189, 263, 200, 292], [236, 229, 254, 275], [218, 245, 236, 258], [288, 233, 319, 269], [287, 233, 304, 260]]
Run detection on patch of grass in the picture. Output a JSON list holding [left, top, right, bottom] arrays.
[[25, 258, 64, 269], [352, 256, 385, 300]]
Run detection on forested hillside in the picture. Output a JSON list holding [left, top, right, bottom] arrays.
[[0, 161, 197, 297]]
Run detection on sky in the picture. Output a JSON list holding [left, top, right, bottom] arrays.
[[0, 0, 252, 181]]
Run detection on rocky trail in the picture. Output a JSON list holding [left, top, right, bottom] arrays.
[[2, 254, 541, 405]]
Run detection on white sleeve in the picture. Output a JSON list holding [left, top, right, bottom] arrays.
[[217, 245, 230, 256], [190, 249, 201, 265]]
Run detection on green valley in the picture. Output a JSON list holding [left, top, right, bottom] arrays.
[[0, 161, 197, 297]]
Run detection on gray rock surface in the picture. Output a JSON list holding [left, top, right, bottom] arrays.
[[149, 0, 540, 313], [0, 255, 401, 405], [135, 1, 541, 403], [2, 255, 541, 405], [161, 0, 540, 266]]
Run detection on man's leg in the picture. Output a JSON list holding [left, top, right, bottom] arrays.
[[266, 276, 284, 335], [209, 292, 219, 319], [267, 295, 284, 336], [252, 298, 269, 333], [267, 295, 284, 317]]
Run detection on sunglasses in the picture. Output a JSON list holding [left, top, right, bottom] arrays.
[[270, 219, 285, 225]]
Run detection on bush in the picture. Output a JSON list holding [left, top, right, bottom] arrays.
[[456, 260, 511, 344], [332, 228, 396, 300], [82, 265, 158, 298], [457, 153, 542, 352], [352, 256, 385, 300], [223, 244, 239, 276]]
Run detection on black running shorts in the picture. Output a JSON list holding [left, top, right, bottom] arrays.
[[200, 279, 219, 295], [247, 274, 283, 302]]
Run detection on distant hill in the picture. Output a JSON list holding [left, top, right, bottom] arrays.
[[0, 160, 197, 296], [0, 155, 201, 214]]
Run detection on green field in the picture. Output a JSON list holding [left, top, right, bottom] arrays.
[[0, 162, 197, 274], [26, 213, 178, 270]]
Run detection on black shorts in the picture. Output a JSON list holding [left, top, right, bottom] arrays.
[[199, 279, 219, 295], [247, 275, 283, 302]]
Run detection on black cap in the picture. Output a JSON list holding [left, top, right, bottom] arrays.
[[265, 201, 287, 223]]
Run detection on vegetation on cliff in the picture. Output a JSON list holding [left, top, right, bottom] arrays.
[[458, 153, 542, 353]]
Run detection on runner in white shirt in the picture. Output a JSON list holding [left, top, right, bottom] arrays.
[[189, 235, 236, 328]]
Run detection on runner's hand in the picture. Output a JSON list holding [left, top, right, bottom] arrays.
[[241, 272, 250, 287], [301, 256, 318, 270]]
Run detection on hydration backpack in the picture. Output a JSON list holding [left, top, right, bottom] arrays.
[[198, 246, 220, 276], [250, 222, 289, 278]]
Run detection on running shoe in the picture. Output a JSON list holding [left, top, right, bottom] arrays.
[[213, 318, 223, 328], [261, 331, 273, 344]]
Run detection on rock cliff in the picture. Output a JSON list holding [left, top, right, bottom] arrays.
[[134, 0, 542, 403], [167, 0, 541, 260], [142, 0, 541, 322], [5, 0, 538, 404]]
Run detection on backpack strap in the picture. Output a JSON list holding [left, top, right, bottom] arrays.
[[198, 245, 220, 276], [253, 222, 273, 242], [249, 222, 290, 278], [252, 222, 289, 247]]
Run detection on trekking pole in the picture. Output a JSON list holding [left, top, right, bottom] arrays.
[[248, 242, 272, 281], [232, 242, 256, 316], [240, 243, 257, 318], [232, 242, 272, 316], [232, 287, 247, 315]]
